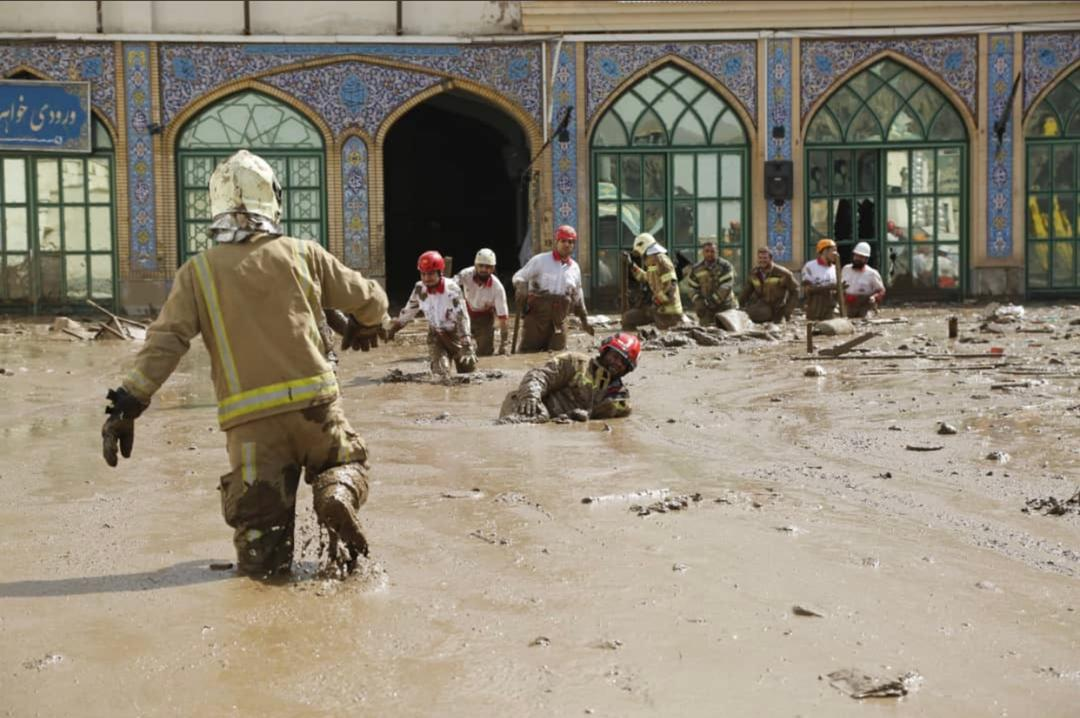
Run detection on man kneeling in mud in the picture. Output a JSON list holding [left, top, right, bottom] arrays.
[[499, 333, 641, 423]]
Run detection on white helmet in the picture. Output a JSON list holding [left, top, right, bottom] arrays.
[[853, 241, 872, 258], [645, 242, 667, 256], [209, 150, 282, 223], [632, 232, 657, 256], [474, 248, 496, 266]]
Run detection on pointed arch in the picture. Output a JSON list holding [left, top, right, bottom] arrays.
[[1024, 56, 1080, 135]]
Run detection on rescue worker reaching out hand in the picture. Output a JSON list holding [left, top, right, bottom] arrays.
[[102, 150, 389, 578], [499, 332, 641, 423]]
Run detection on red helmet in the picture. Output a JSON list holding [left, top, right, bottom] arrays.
[[555, 225, 578, 242], [600, 332, 642, 370], [417, 250, 445, 273]]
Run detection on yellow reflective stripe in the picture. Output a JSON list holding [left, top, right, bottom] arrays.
[[765, 277, 783, 285], [242, 442, 256, 486], [218, 371, 338, 424], [659, 271, 677, 283], [125, 367, 156, 397], [291, 239, 323, 346], [192, 253, 241, 395]]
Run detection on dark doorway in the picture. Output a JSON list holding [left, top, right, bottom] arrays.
[[384, 91, 529, 306]]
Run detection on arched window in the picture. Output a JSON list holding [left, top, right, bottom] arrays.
[[590, 64, 749, 304], [1, 116, 116, 312], [806, 59, 967, 297], [177, 91, 325, 260], [1025, 65, 1080, 292]]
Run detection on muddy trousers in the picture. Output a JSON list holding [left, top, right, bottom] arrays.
[[844, 295, 876, 318], [804, 291, 837, 321], [427, 329, 477, 377], [470, 311, 496, 356], [519, 296, 570, 353], [744, 300, 786, 324], [621, 306, 684, 330], [218, 399, 369, 576], [692, 298, 736, 327]]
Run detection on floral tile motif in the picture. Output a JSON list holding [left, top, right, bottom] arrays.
[[551, 43, 577, 248], [767, 39, 793, 262], [987, 35, 1013, 259], [585, 42, 757, 122], [0, 43, 117, 128], [124, 44, 156, 271], [1023, 32, 1080, 110], [342, 136, 369, 269], [800, 37, 977, 121], [159, 44, 542, 128]]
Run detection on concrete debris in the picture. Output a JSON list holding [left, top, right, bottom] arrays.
[[715, 309, 752, 333], [529, 636, 551, 647], [826, 668, 923, 699], [813, 318, 855, 336], [906, 444, 944, 451], [986, 451, 1011, 464], [596, 639, 623, 650], [630, 492, 703, 516], [582, 488, 668, 505], [383, 368, 504, 384], [23, 653, 64, 671], [569, 408, 590, 422], [1022, 489, 1080, 516], [793, 604, 826, 617], [441, 489, 484, 500], [937, 422, 958, 435], [975, 580, 1002, 592], [804, 365, 827, 377], [672, 563, 689, 572], [987, 304, 1025, 323]]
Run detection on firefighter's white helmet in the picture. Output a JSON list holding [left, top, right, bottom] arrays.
[[209, 150, 282, 223], [853, 241, 872, 258], [474, 248, 497, 266], [645, 241, 667, 256], [632, 232, 657, 256]]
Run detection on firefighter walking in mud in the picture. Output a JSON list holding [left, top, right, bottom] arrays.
[[740, 246, 800, 323], [101, 150, 388, 578], [801, 238, 840, 321], [621, 233, 686, 330], [499, 332, 641, 423], [454, 248, 510, 356], [686, 239, 737, 326], [512, 225, 594, 352], [387, 250, 478, 377]]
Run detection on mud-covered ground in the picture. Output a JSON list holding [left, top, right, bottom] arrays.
[[1, 304, 1078, 717]]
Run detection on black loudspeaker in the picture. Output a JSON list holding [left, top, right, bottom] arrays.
[[764, 160, 793, 201]]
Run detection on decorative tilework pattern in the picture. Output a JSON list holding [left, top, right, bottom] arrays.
[[1023, 32, 1080, 110], [551, 43, 577, 242], [0, 42, 117, 128], [800, 37, 977, 121], [987, 35, 1014, 259], [124, 44, 157, 271], [159, 44, 542, 127], [261, 62, 438, 135], [585, 42, 757, 121], [342, 136, 369, 269], [767, 39, 793, 262]]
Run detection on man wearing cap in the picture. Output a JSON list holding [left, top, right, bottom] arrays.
[[740, 246, 800, 324], [686, 240, 738, 326], [801, 238, 840, 321], [455, 248, 510, 356], [621, 233, 686, 330], [841, 242, 886, 318], [513, 225, 594, 353]]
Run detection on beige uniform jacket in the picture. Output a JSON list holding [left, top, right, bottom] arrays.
[[631, 254, 683, 316], [517, 352, 631, 420], [122, 234, 388, 430]]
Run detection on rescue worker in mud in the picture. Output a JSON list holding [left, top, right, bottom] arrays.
[[739, 246, 800, 323], [499, 332, 641, 423], [801, 238, 840, 321], [387, 250, 477, 377], [101, 150, 388, 578], [841, 241, 886, 319], [621, 233, 686, 330], [686, 239, 737, 326], [454, 248, 510, 356], [512, 225, 594, 352]]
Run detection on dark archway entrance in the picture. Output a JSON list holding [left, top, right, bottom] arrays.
[[384, 91, 529, 306]]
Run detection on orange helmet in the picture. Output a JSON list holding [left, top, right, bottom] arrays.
[[600, 332, 642, 371], [555, 225, 578, 242], [417, 250, 445, 273]]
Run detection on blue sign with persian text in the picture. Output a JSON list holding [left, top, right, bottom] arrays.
[[0, 80, 91, 152]]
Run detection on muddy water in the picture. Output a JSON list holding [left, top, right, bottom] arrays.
[[1, 307, 1078, 716]]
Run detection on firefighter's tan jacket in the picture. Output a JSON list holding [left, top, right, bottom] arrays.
[[510, 351, 631, 420], [630, 254, 683, 316], [122, 234, 388, 430]]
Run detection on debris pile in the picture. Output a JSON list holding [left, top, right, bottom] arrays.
[[382, 368, 504, 385], [50, 299, 148, 342], [826, 668, 923, 699], [630, 492, 703, 516], [1022, 488, 1080, 516]]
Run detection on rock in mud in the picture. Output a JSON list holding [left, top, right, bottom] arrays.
[[814, 318, 855, 336], [826, 668, 923, 699], [793, 604, 826, 617], [569, 408, 589, 422], [529, 636, 551, 647], [975, 580, 1002, 592], [937, 422, 959, 435], [630, 492, 703, 516], [1022, 489, 1080, 516], [716, 309, 752, 333], [804, 365, 827, 377], [986, 450, 1011, 464], [659, 333, 692, 348], [23, 653, 64, 671]]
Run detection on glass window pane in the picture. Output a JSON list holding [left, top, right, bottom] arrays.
[[87, 158, 110, 202], [711, 111, 745, 145], [867, 86, 902, 132], [856, 197, 876, 239], [36, 159, 60, 203], [4, 207, 28, 251], [1053, 195, 1075, 238], [806, 112, 841, 144], [936, 244, 960, 289], [1069, 112, 1080, 138], [65, 254, 87, 298], [848, 69, 884, 99], [673, 200, 694, 246], [643, 155, 664, 199], [1027, 195, 1051, 238], [3, 158, 25, 203], [720, 154, 741, 198], [594, 113, 628, 147], [183, 156, 214, 187], [697, 201, 718, 242], [855, 150, 876, 193], [64, 207, 87, 251], [673, 154, 694, 197], [673, 75, 705, 102], [632, 77, 664, 104], [186, 223, 210, 255], [930, 106, 965, 140], [1047, 79, 1080, 122], [91, 254, 113, 298], [1028, 146, 1051, 191], [654, 91, 685, 130], [291, 222, 320, 242], [937, 148, 961, 193], [910, 85, 945, 132], [832, 152, 852, 193], [93, 118, 113, 149], [632, 108, 666, 146], [89, 206, 112, 251], [810, 199, 829, 240], [911, 197, 935, 241], [290, 157, 319, 187], [654, 66, 682, 85], [808, 151, 828, 196], [886, 150, 909, 195], [596, 203, 619, 246], [1027, 105, 1061, 138], [887, 244, 911, 288], [888, 108, 922, 141], [596, 155, 618, 194], [911, 150, 935, 193], [832, 197, 853, 241], [3, 254, 30, 300], [888, 69, 923, 99], [595, 248, 619, 290], [179, 91, 321, 150], [613, 92, 645, 129], [672, 112, 706, 145], [1053, 146, 1075, 191], [913, 243, 936, 287], [643, 202, 665, 242], [62, 159, 85, 204], [887, 198, 909, 239], [826, 87, 860, 131], [40, 254, 61, 302], [1052, 241, 1074, 286], [185, 189, 209, 220], [692, 90, 726, 129], [38, 206, 61, 251], [937, 196, 961, 241], [289, 189, 321, 220], [720, 201, 741, 245], [1028, 242, 1050, 287], [620, 156, 641, 198], [697, 155, 717, 197], [849, 106, 883, 142]]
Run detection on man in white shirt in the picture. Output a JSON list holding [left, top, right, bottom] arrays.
[[512, 225, 594, 353], [841, 241, 886, 318], [801, 238, 839, 321], [454, 248, 510, 356], [387, 250, 477, 377]]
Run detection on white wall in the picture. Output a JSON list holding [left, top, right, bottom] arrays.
[[250, 1, 397, 36], [403, 1, 521, 35], [0, 1, 98, 32]]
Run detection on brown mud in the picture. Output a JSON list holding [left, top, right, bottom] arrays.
[[1, 305, 1078, 716]]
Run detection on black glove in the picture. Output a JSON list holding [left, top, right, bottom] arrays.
[[340, 316, 386, 352], [386, 321, 402, 341], [324, 308, 350, 336], [102, 388, 147, 467]]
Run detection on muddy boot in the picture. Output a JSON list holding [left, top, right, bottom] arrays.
[[313, 464, 370, 561], [233, 518, 295, 578]]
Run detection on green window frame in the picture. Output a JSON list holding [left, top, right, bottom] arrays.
[[1025, 66, 1080, 292], [805, 59, 967, 296], [590, 64, 749, 305], [0, 118, 116, 312], [177, 91, 326, 261]]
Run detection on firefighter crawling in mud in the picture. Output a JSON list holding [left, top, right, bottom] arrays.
[[101, 150, 389, 579], [499, 332, 641, 423], [386, 250, 478, 377]]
